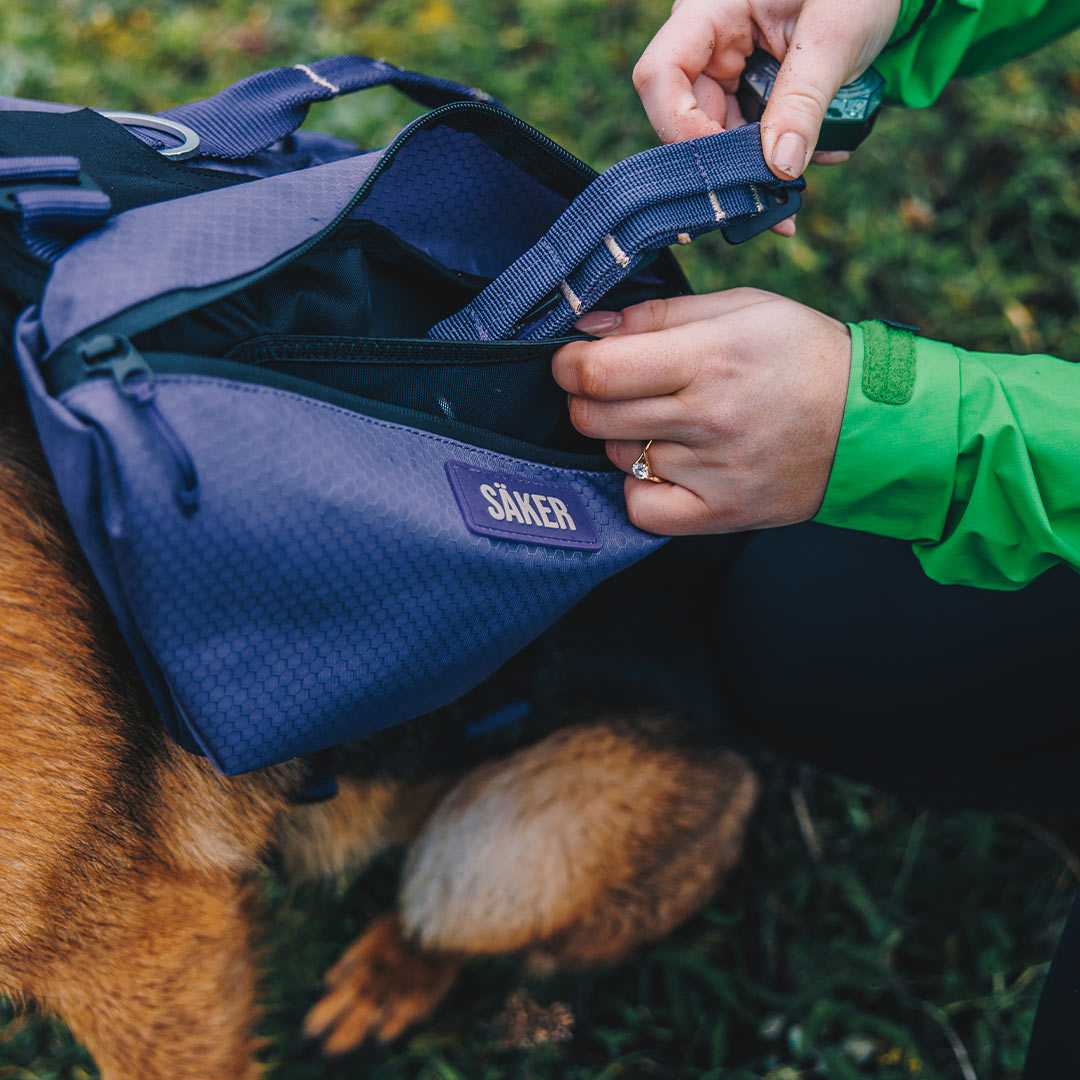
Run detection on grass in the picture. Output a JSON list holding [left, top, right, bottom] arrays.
[[2, 2, 1080, 1076]]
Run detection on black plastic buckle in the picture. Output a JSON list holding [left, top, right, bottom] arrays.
[[721, 186, 802, 245]]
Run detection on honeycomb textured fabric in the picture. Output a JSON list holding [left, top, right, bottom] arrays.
[[10, 55, 789, 773], [56, 374, 662, 773], [40, 151, 382, 352], [40, 126, 570, 353], [355, 125, 569, 280]]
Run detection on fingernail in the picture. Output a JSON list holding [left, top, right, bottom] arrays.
[[772, 132, 808, 178], [575, 311, 622, 334]]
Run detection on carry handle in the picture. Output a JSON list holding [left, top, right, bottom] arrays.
[[158, 55, 501, 161], [428, 122, 802, 342]]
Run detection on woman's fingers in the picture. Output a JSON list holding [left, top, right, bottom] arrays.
[[622, 472, 718, 535], [567, 396, 695, 443], [634, 1, 753, 142], [553, 322, 698, 399], [634, 15, 729, 142], [572, 288, 774, 340]]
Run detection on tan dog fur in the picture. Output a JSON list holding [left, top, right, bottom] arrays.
[[0, 381, 760, 1077]]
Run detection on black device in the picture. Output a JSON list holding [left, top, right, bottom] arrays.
[[737, 49, 885, 152]]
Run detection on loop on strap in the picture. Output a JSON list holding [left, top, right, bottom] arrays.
[[159, 55, 501, 161], [428, 123, 802, 342], [14, 187, 112, 261], [0, 156, 111, 261], [0, 155, 82, 182]]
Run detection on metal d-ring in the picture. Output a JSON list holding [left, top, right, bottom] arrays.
[[96, 111, 201, 161]]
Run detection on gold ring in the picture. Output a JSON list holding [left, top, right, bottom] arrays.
[[631, 439, 664, 483]]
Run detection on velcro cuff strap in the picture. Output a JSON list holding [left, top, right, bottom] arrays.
[[814, 322, 960, 544], [858, 318, 917, 404]]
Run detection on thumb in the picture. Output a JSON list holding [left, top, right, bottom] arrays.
[[760, 12, 859, 179]]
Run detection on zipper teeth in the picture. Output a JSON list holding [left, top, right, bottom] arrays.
[[229, 333, 582, 365]]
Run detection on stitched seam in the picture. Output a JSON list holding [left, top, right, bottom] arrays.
[[558, 280, 583, 314], [293, 63, 341, 95], [690, 144, 711, 189], [602, 233, 630, 267]]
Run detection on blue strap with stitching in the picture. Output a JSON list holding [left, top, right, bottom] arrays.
[[160, 55, 501, 161], [428, 122, 802, 342]]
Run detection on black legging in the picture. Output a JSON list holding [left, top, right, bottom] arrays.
[[714, 522, 1080, 813], [577, 522, 1080, 1077]]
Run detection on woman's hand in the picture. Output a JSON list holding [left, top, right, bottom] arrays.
[[551, 290, 851, 535], [633, 0, 900, 177]]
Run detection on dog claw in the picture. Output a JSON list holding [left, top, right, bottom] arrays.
[[304, 912, 463, 1054]]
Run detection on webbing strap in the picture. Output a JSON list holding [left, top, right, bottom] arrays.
[[160, 55, 501, 161], [0, 155, 81, 181], [0, 155, 111, 260], [428, 122, 802, 342]]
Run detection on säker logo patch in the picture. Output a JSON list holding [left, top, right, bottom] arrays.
[[445, 461, 602, 551]]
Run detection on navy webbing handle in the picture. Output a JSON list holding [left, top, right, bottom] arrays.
[[429, 122, 802, 342], [160, 55, 500, 161]]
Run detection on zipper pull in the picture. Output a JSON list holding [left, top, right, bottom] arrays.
[[79, 335, 200, 516]]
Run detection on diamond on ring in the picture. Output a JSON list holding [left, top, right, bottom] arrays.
[[632, 439, 664, 483]]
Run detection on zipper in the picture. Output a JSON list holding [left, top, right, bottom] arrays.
[[57, 338, 613, 480], [44, 105, 619, 513], [79, 335, 200, 515]]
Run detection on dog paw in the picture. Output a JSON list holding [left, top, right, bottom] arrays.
[[303, 912, 462, 1054]]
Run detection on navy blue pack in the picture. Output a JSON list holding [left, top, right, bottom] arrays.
[[0, 56, 801, 773]]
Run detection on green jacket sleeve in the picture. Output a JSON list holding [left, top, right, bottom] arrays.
[[873, 0, 1080, 107], [814, 321, 1080, 590]]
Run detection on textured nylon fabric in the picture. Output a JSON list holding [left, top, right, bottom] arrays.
[[0, 95, 80, 114], [162, 55, 498, 161], [40, 151, 382, 352], [355, 125, 568, 280], [55, 373, 662, 773], [0, 155, 80, 180], [39, 122, 572, 351], [522, 187, 771, 340], [16, 191, 113, 261], [12, 56, 785, 774], [430, 122, 802, 341]]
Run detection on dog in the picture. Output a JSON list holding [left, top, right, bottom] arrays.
[[0, 356, 760, 1078]]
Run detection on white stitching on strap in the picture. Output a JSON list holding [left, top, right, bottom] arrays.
[[707, 190, 726, 221], [750, 184, 765, 213], [677, 233, 692, 245], [293, 64, 341, 95], [602, 233, 631, 268], [559, 280, 584, 315]]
